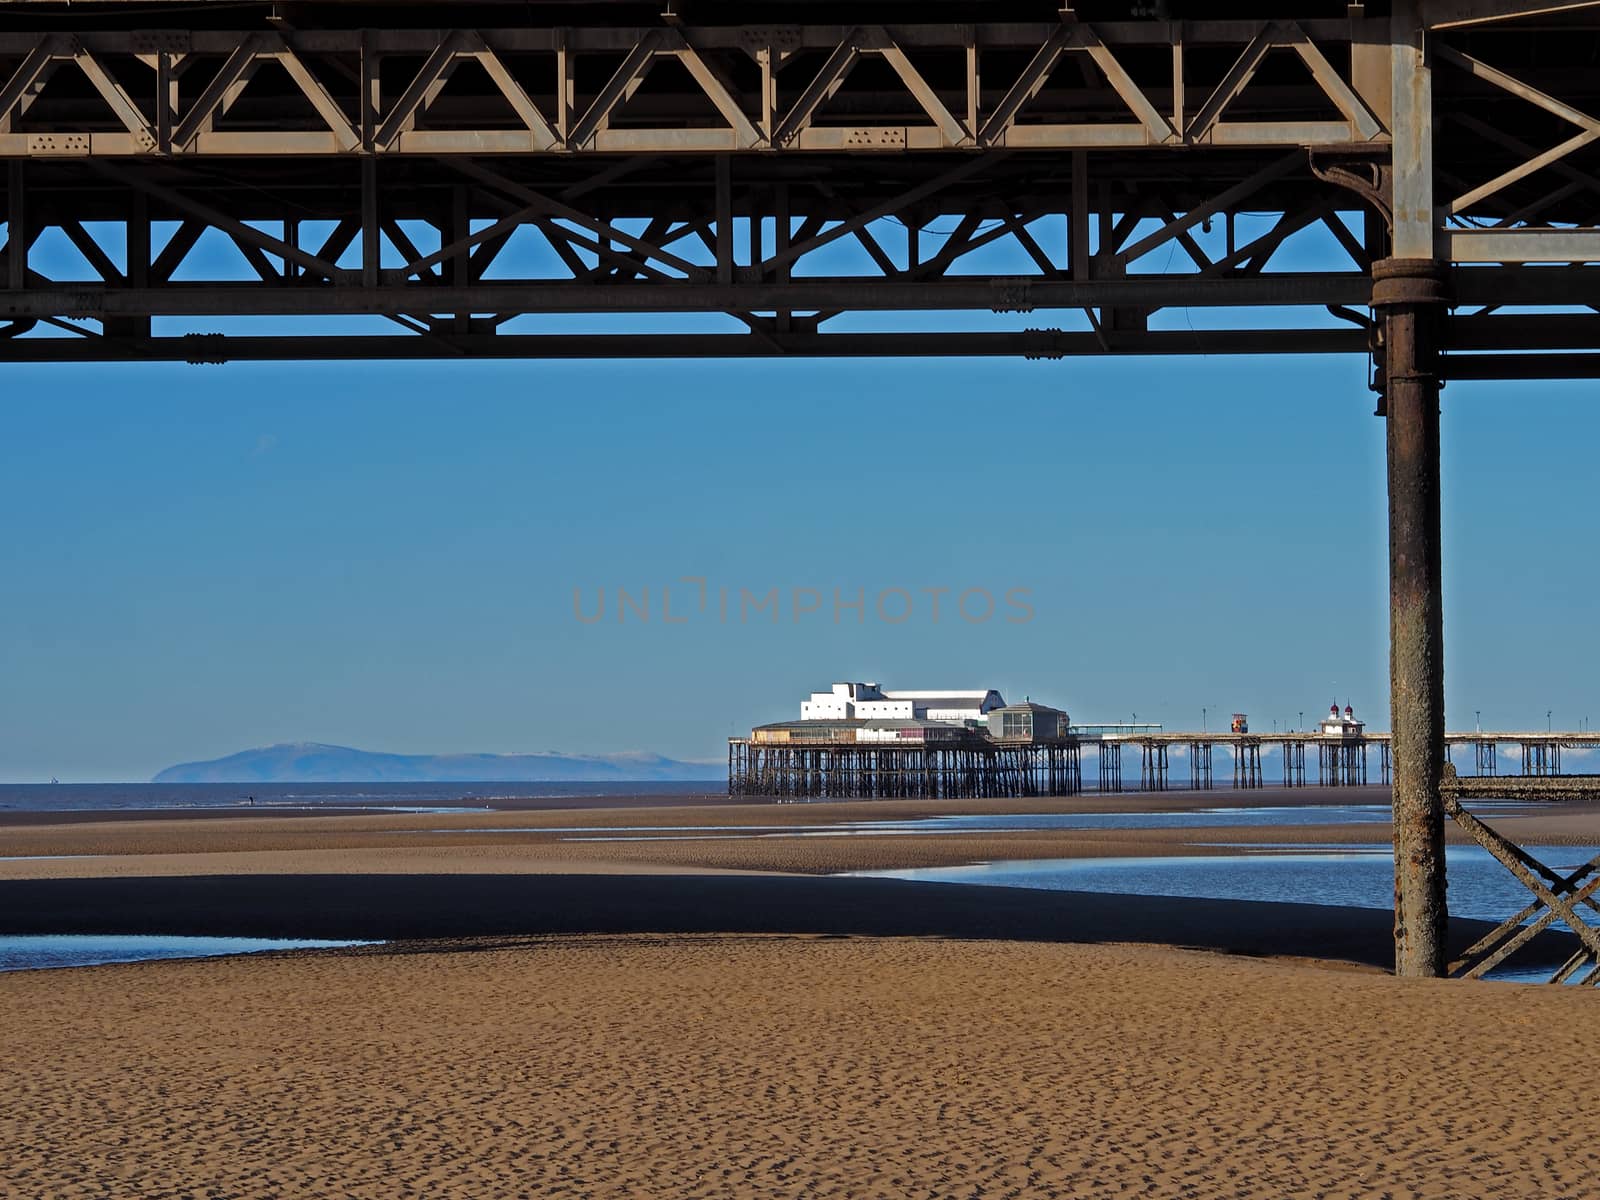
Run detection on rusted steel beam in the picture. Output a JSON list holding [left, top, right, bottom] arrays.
[[0, 275, 1377, 320], [1427, 0, 1600, 28], [1375, 256, 1452, 978], [1447, 773, 1600, 801]]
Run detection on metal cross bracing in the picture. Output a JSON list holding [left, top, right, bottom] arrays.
[[1442, 767, 1600, 985], [0, 1, 1596, 366]]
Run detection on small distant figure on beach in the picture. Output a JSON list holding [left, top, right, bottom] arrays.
[[245, 795, 255, 807]]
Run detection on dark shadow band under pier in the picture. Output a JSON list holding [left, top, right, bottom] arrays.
[[0, 872, 1578, 976]]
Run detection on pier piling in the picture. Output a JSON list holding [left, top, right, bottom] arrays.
[[1376, 254, 1451, 977], [1099, 743, 1123, 794], [1283, 742, 1306, 787]]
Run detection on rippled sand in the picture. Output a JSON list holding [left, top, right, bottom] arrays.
[[4, 934, 1597, 1199]]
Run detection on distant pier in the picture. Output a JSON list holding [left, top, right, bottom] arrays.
[[726, 729, 1600, 800]]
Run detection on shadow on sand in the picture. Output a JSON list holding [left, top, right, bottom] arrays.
[[0, 871, 1578, 975]]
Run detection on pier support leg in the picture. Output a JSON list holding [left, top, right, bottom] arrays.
[[1376, 255, 1451, 978]]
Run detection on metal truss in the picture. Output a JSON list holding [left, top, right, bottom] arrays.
[[0, 19, 1393, 157], [0, 3, 1596, 364]]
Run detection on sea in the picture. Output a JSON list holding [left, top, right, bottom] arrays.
[[0, 781, 726, 814]]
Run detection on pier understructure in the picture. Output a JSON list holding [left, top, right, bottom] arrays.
[[729, 731, 1598, 798], [728, 735, 1083, 801], [1318, 739, 1369, 786]]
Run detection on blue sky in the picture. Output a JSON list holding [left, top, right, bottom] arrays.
[[3, 216, 1597, 780]]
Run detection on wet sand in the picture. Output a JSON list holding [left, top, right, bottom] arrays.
[[5, 934, 1599, 1199], [4, 784, 1598, 880]]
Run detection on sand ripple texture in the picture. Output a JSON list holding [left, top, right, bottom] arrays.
[[3, 934, 1597, 1199]]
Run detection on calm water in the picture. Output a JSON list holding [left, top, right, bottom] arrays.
[[850, 844, 1595, 924], [852, 845, 1600, 983], [0, 781, 723, 814], [0, 935, 373, 973]]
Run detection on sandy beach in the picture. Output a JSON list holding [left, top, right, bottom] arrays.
[[5, 786, 1600, 1197], [5, 934, 1600, 1198]]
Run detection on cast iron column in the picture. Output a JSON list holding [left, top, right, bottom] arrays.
[[1374, 258, 1451, 977]]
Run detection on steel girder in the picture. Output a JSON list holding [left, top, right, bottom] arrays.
[[0, 20, 1394, 157]]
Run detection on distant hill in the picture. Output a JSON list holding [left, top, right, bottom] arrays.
[[152, 742, 723, 784]]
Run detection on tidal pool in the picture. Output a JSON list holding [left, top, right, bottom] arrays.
[[0, 935, 373, 973]]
